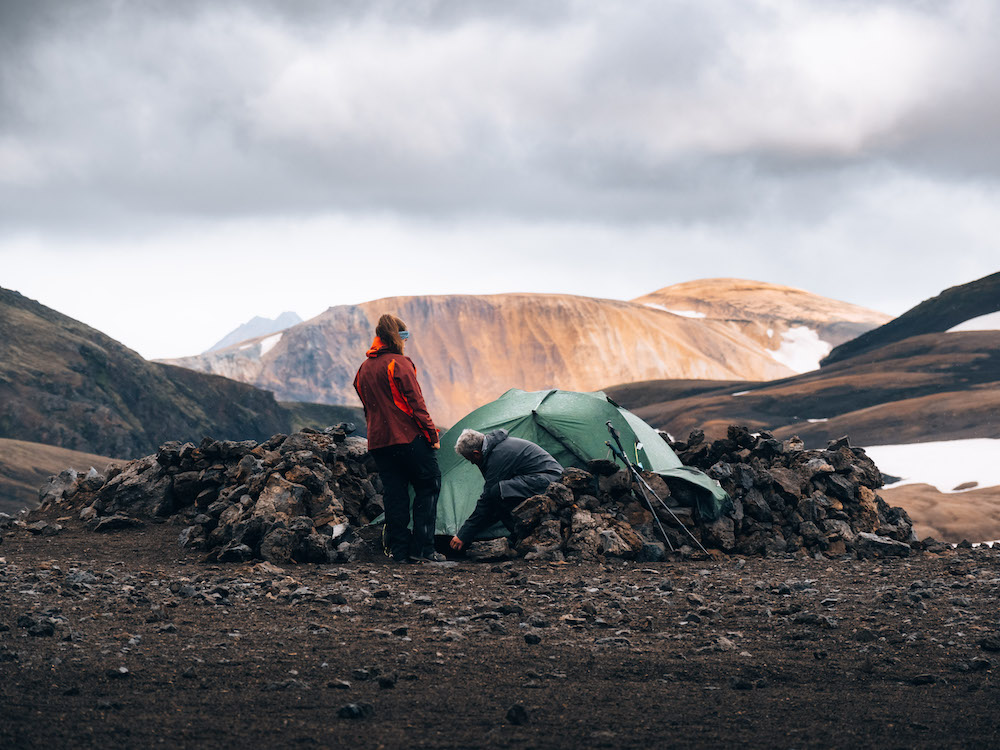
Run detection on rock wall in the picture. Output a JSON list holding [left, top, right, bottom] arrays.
[[473, 426, 917, 562], [32, 424, 920, 563], [35, 426, 383, 565]]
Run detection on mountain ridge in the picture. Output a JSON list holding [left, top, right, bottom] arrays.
[[0, 287, 362, 461], [206, 311, 303, 353], [162, 282, 887, 426], [822, 271, 1000, 366]]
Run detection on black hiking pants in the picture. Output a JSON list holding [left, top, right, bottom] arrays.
[[372, 436, 441, 561], [457, 471, 559, 545]]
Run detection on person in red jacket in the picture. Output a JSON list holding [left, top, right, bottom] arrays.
[[353, 314, 444, 563]]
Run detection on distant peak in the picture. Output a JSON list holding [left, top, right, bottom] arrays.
[[204, 312, 303, 353]]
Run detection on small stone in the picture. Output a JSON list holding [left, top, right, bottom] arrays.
[[338, 703, 375, 720], [217, 542, 253, 563], [93, 515, 144, 532], [263, 679, 310, 692], [855, 628, 877, 643], [18, 614, 55, 637], [910, 674, 937, 686], [107, 666, 130, 679], [26, 520, 61, 536], [854, 532, 910, 558], [524, 633, 542, 645], [506, 704, 530, 725], [377, 674, 397, 689], [466, 537, 515, 561], [979, 635, 1000, 652], [636, 542, 667, 562]]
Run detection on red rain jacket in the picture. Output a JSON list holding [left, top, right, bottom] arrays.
[[353, 337, 439, 450]]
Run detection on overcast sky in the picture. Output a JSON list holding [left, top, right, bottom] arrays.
[[2, 0, 999, 359]]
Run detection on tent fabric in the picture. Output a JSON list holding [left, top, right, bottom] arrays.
[[435, 388, 731, 537]]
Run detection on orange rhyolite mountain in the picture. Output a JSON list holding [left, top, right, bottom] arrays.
[[162, 281, 889, 427], [634, 278, 890, 355]]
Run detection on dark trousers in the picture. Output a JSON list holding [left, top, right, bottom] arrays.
[[372, 437, 441, 560], [457, 472, 560, 545]]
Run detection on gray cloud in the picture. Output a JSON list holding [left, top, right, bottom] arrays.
[[2, 0, 1000, 235]]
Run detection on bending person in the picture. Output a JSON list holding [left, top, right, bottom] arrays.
[[449, 428, 563, 551], [353, 314, 443, 563]]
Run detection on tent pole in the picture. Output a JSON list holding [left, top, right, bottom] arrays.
[[605, 421, 714, 558]]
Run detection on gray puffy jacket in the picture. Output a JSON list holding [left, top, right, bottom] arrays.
[[477, 429, 563, 501]]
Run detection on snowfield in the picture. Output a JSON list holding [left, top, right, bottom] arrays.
[[863, 439, 1000, 493], [769, 325, 832, 373], [259, 333, 282, 356], [643, 303, 707, 318], [947, 311, 1000, 331]]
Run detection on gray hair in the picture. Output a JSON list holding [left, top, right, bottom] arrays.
[[454, 428, 485, 459]]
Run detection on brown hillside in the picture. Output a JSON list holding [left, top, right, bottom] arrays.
[[606, 331, 1000, 447], [881, 483, 1000, 543], [824, 270, 1000, 365], [0, 287, 291, 457], [0, 438, 124, 515], [0, 287, 364, 463]]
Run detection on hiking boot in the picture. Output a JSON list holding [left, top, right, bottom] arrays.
[[413, 552, 447, 563], [391, 555, 415, 565]]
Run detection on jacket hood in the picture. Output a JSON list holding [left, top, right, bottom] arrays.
[[482, 429, 509, 457], [366, 336, 388, 358]]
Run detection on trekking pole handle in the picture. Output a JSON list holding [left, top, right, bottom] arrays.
[[606, 421, 628, 456]]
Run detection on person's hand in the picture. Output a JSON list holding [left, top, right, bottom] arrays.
[[449, 536, 464, 551], [431, 442, 440, 450]]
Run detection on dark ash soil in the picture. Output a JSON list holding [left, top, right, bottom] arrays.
[[2, 511, 999, 749]]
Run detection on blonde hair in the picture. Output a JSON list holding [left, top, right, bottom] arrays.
[[375, 314, 407, 355]]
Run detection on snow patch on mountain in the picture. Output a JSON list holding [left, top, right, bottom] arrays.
[[769, 326, 831, 373], [206, 312, 301, 353], [259, 333, 282, 356], [864, 439, 1000, 493], [948, 311, 1000, 332], [643, 303, 706, 318]]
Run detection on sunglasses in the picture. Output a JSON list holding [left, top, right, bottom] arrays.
[[399, 330, 410, 340]]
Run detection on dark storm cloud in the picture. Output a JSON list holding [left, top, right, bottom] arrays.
[[1, 0, 999, 234]]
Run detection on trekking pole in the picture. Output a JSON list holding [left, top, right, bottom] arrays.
[[605, 440, 673, 551], [605, 422, 712, 557]]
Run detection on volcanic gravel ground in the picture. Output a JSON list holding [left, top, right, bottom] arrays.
[[2, 513, 1000, 749]]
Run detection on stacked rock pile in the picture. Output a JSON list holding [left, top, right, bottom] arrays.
[[35, 426, 384, 564], [481, 425, 917, 562], [32, 423, 919, 563], [671, 426, 915, 557]]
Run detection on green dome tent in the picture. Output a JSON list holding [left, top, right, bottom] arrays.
[[435, 388, 730, 537]]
